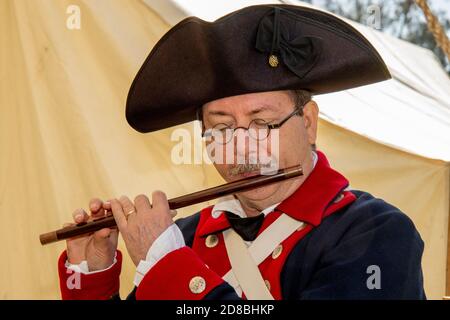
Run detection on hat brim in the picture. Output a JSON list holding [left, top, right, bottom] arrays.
[[126, 4, 391, 133]]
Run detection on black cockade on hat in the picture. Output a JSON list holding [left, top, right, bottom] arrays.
[[255, 7, 322, 78]]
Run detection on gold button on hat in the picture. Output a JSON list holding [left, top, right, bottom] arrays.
[[272, 244, 283, 259], [189, 276, 206, 294], [268, 54, 279, 67], [205, 234, 219, 248]]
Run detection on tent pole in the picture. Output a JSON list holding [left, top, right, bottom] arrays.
[[446, 208, 450, 298], [446, 176, 450, 299]]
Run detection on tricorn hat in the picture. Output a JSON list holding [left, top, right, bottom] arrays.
[[126, 4, 391, 133]]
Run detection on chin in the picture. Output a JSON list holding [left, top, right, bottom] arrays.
[[236, 183, 279, 201]]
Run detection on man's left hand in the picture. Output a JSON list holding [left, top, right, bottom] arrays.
[[110, 191, 174, 266]]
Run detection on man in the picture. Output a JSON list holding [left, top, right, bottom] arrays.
[[58, 4, 425, 299]]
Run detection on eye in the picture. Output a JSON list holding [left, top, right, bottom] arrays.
[[213, 123, 232, 131], [251, 118, 269, 128]]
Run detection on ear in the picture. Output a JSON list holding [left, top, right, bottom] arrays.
[[302, 100, 319, 145]]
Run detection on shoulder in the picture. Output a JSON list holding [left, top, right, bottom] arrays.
[[319, 189, 424, 252], [298, 189, 424, 259], [345, 190, 421, 237]]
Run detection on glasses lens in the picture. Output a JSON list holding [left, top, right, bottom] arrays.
[[209, 123, 233, 144], [249, 119, 269, 140]]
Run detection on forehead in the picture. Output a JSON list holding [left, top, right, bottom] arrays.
[[203, 90, 293, 115]]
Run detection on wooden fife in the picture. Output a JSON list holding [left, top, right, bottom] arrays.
[[39, 165, 303, 245]]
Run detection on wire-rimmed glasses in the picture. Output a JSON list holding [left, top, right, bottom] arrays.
[[202, 107, 303, 144]]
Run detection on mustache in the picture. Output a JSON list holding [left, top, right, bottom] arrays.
[[228, 163, 272, 176]]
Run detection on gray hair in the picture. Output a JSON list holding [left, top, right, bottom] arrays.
[[289, 90, 316, 151], [288, 89, 312, 115], [197, 90, 312, 120]]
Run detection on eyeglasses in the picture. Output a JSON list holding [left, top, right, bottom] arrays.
[[202, 107, 303, 144]]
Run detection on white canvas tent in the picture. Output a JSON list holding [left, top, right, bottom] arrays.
[[0, 0, 449, 299]]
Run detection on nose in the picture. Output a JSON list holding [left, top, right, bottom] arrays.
[[233, 128, 258, 165]]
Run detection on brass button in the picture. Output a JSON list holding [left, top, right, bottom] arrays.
[[333, 193, 344, 203], [205, 234, 219, 248], [264, 279, 271, 291], [272, 244, 283, 259], [268, 54, 279, 67], [189, 276, 206, 294]]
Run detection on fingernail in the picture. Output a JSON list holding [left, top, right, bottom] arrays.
[[75, 214, 83, 221]]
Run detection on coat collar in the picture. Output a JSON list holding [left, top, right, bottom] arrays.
[[198, 150, 349, 237], [211, 195, 280, 219], [275, 150, 349, 226]]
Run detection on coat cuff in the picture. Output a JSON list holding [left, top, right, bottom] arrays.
[[136, 246, 224, 300], [58, 250, 122, 300]]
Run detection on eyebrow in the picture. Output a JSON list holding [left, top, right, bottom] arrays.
[[206, 104, 277, 117]]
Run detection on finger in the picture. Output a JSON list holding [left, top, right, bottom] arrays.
[[109, 227, 119, 236], [110, 199, 127, 230], [104, 199, 113, 217], [89, 198, 105, 218], [105, 209, 114, 218], [108, 228, 119, 242], [92, 227, 115, 250], [89, 198, 103, 212], [94, 227, 112, 241], [151, 190, 170, 212], [134, 194, 152, 213], [119, 195, 136, 217], [72, 208, 89, 223], [103, 200, 112, 211]]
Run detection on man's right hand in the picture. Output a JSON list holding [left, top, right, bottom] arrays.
[[64, 198, 119, 271]]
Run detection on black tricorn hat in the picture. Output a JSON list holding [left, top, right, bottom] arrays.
[[126, 4, 391, 133]]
